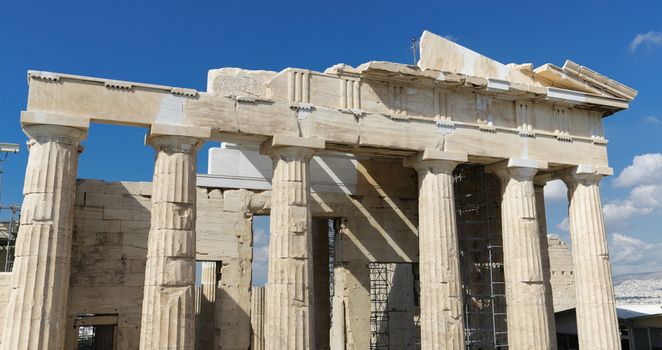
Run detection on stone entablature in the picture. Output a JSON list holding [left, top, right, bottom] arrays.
[[23, 33, 634, 171]]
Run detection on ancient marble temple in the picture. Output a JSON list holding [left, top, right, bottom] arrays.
[[0, 30, 635, 350]]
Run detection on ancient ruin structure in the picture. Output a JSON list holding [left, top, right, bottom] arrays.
[[0, 30, 636, 349]]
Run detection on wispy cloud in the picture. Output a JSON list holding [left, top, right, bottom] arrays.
[[644, 116, 662, 124], [600, 153, 662, 230], [544, 179, 567, 201], [603, 200, 653, 225], [556, 217, 570, 232], [614, 153, 662, 187], [443, 34, 458, 42], [252, 227, 270, 286], [630, 31, 662, 52], [611, 233, 662, 274]]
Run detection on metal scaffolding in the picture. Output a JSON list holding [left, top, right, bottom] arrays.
[[369, 262, 391, 350], [454, 165, 508, 349], [0, 142, 20, 273], [328, 219, 337, 304], [1, 205, 20, 272]]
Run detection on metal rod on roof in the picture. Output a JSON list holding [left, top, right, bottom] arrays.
[[411, 37, 418, 66]]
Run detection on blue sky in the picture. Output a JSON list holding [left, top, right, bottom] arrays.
[[2, 1, 662, 282]]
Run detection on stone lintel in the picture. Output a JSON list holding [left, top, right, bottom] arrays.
[[596, 166, 614, 176], [148, 123, 211, 140], [486, 158, 549, 173], [533, 172, 553, 186], [264, 135, 325, 150], [556, 164, 614, 180], [21, 111, 90, 131], [403, 149, 468, 168]]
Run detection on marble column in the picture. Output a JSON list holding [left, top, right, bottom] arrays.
[[197, 261, 218, 350], [139, 135, 201, 350], [534, 181, 558, 346], [407, 150, 466, 350], [561, 166, 620, 350], [488, 159, 553, 350], [1, 124, 86, 350], [251, 286, 266, 350], [261, 136, 324, 350]]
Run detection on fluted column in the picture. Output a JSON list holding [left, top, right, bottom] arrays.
[[251, 286, 266, 350], [561, 166, 620, 350], [140, 135, 202, 350], [1, 124, 85, 350], [197, 261, 218, 350], [488, 159, 553, 350], [407, 150, 466, 350], [261, 136, 324, 350], [534, 181, 558, 345]]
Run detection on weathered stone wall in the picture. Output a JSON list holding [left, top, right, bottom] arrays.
[[59, 179, 254, 350], [65, 179, 152, 350], [548, 234, 576, 312]]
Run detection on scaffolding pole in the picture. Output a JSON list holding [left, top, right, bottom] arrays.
[[369, 262, 390, 350], [455, 165, 508, 349]]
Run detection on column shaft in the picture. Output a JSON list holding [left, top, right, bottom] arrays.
[[197, 261, 217, 350], [264, 145, 317, 350], [564, 172, 620, 350], [140, 135, 201, 350], [534, 183, 558, 345], [2, 125, 85, 350], [414, 159, 465, 350], [251, 286, 266, 350], [493, 163, 553, 350]]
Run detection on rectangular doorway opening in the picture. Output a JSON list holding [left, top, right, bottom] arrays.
[[75, 314, 118, 350], [195, 260, 221, 349]]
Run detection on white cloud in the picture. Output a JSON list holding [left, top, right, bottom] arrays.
[[599, 153, 662, 228], [544, 179, 567, 201], [610, 233, 662, 274], [253, 227, 268, 246], [644, 116, 662, 124], [614, 153, 662, 188], [629, 185, 662, 208], [556, 217, 570, 232], [630, 31, 662, 52], [252, 227, 270, 286], [603, 200, 654, 225]]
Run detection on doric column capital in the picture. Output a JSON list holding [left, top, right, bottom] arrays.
[[147, 135, 203, 154], [559, 164, 613, 187], [146, 123, 207, 153], [260, 135, 324, 161], [405, 149, 467, 174], [23, 124, 87, 146], [486, 158, 548, 182]]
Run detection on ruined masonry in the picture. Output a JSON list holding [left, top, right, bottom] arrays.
[[0, 30, 635, 349]]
